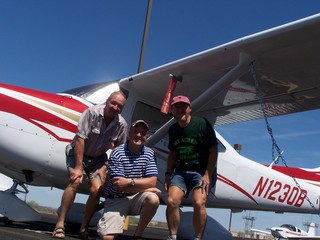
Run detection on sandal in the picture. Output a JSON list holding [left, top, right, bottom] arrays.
[[133, 236, 144, 240], [52, 226, 65, 239], [79, 230, 95, 240]]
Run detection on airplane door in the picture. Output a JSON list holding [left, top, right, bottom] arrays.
[[130, 101, 172, 134]]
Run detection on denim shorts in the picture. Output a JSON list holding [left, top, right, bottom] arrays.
[[170, 168, 217, 197]]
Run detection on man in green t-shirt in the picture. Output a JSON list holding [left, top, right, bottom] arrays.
[[164, 95, 218, 240]]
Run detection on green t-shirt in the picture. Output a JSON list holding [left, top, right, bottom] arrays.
[[168, 116, 217, 171]]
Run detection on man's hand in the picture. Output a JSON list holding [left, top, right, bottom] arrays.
[[112, 177, 130, 191], [164, 175, 171, 192], [144, 187, 162, 196], [92, 165, 107, 184], [200, 174, 211, 196], [69, 167, 83, 183]]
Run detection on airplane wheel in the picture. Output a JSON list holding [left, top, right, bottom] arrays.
[[0, 217, 13, 226]]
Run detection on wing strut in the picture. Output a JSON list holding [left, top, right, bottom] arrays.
[[191, 52, 253, 112], [146, 52, 254, 147]]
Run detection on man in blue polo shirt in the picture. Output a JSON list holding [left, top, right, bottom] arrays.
[[97, 120, 161, 240]]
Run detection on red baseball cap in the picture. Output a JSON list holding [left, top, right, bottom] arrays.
[[170, 95, 191, 107]]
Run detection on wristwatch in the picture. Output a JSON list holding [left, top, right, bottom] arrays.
[[130, 178, 135, 187]]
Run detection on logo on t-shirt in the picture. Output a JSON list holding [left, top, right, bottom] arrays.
[[174, 137, 200, 160]]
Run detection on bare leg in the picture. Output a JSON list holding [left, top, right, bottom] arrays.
[[134, 193, 160, 237], [79, 178, 102, 233], [166, 186, 185, 235], [55, 179, 81, 229], [192, 187, 207, 238], [101, 235, 116, 240]]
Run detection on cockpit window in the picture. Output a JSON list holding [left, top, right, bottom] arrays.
[[217, 139, 226, 153], [280, 224, 296, 231], [62, 80, 128, 105], [131, 101, 172, 133]]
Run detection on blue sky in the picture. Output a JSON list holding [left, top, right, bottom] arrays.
[[1, 0, 320, 233]]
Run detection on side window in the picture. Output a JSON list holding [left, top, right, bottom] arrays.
[[217, 139, 226, 153], [131, 101, 172, 134]]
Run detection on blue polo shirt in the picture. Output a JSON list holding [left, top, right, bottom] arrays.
[[104, 142, 158, 197]]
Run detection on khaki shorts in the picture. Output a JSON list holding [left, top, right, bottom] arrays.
[[65, 144, 105, 180], [97, 192, 158, 236]]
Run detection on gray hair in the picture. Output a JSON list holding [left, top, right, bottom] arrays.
[[106, 90, 127, 103]]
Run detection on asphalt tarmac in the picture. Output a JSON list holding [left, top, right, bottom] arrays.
[[0, 214, 253, 240], [0, 213, 168, 240]]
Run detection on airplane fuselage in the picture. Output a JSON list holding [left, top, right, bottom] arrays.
[[0, 82, 319, 214]]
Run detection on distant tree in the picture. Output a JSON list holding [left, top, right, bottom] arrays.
[[27, 200, 39, 208]]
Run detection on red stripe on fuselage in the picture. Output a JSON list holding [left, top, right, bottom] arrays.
[[0, 84, 90, 141], [218, 174, 258, 204], [269, 165, 320, 183], [0, 83, 89, 112]]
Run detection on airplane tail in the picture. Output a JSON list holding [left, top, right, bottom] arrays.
[[269, 166, 320, 187], [308, 222, 317, 236]]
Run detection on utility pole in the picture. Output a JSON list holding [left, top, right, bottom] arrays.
[[137, 0, 152, 73], [243, 211, 255, 236]]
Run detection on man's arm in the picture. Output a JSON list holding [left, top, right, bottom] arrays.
[[112, 176, 157, 193], [70, 136, 85, 183], [202, 144, 218, 195], [74, 136, 85, 167], [164, 151, 177, 191], [95, 158, 108, 184], [166, 151, 177, 176], [206, 144, 218, 177]]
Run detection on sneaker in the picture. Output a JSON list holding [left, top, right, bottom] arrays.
[[167, 236, 177, 240]]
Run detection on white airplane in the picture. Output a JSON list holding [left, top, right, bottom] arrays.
[[251, 222, 320, 239], [271, 222, 319, 239], [1, 13, 320, 240]]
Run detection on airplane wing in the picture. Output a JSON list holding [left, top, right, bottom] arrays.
[[250, 228, 271, 235], [288, 237, 320, 239], [119, 13, 320, 126]]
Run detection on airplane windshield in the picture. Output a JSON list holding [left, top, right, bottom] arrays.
[[280, 224, 296, 231], [62, 80, 125, 105]]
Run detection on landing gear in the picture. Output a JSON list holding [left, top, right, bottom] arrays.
[[0, 179, 41, 222], [0, 216, 13, 226], [6, 179, 30, 196]]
